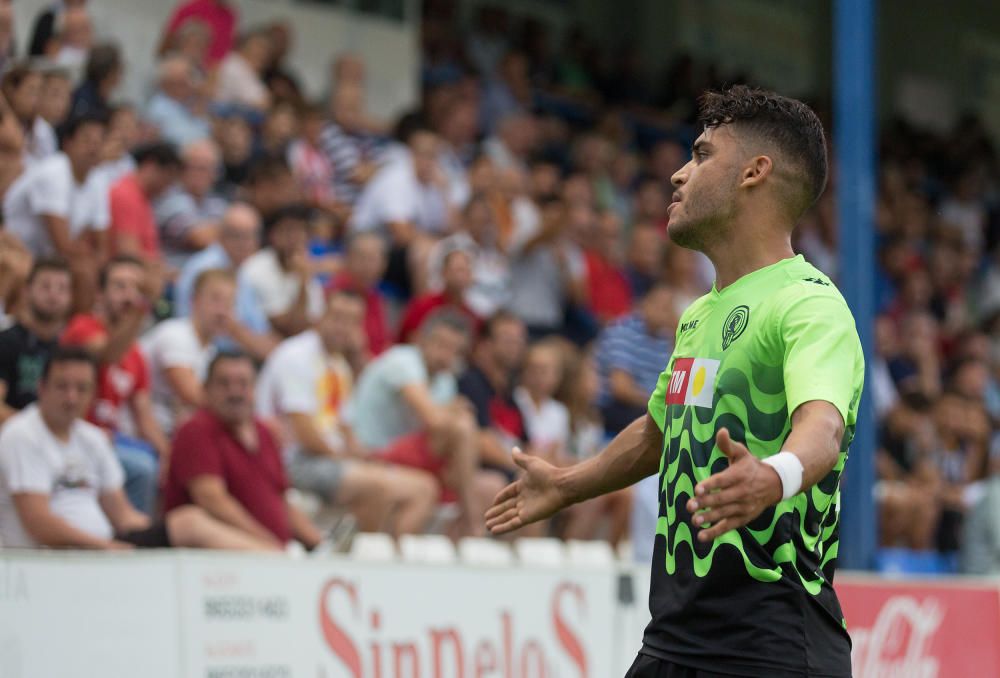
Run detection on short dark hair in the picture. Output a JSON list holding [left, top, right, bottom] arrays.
[[57, 112, 107, 148], [263, 203, 312, 237], [27, 257, 71, 284], [205, 350, 257, 383], [42, 345, 97, 381], [99, 254, 145, 290], [483, 310, 523, 340], [698, 85, 828, 217], [131, 142, 182, 169], [245, 153, 291, 186], [419, 309, 472, 340], [84, 43, 122, 86]]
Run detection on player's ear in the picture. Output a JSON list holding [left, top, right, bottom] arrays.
[[740, 155, 773, 189]]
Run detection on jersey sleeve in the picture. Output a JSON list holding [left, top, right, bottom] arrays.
[[647, 366, 671, 433], [777, 289, 864, 426]]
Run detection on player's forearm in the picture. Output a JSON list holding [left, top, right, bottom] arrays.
[[784, 400, 845, 492], [557, 413, 661, 505]]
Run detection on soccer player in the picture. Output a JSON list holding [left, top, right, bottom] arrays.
[[486, 85, 863, 678]]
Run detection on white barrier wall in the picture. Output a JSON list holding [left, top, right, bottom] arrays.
[[4, 551, 1000, 677], [0, 550, 633, 678]]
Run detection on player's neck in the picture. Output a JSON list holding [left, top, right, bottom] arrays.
[[706, 230, 795, 291]]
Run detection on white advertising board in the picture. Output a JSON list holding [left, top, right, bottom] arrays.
[[176, 553, 621, 678]]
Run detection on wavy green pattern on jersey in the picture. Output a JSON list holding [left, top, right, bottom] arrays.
[[650, 259, 863, 598]]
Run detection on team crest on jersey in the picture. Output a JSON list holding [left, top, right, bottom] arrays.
[[722, 305, 750, 350], [665, 357, 720, 408]]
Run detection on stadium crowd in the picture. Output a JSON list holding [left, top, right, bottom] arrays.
[[0, 0, 996, 572]]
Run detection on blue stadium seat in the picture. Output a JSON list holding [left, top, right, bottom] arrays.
[[874, 548, 960, 576]]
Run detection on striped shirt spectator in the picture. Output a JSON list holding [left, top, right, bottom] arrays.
[[594, 285, 676, 434]]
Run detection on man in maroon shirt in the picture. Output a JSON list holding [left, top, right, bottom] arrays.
[[326, 232, 389, 358], [398, 247, 480, 343], [164, 351, 322, 549]]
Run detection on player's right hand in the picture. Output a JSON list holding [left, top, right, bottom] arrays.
[[485, 448, 568, 535]]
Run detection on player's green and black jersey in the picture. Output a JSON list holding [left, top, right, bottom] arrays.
[[643, 255, 864, 677]]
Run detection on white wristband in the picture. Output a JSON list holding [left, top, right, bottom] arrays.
[[762, 451, 804, 500]]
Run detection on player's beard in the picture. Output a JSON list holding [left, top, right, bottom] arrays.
[[668, 178, 738, 253]]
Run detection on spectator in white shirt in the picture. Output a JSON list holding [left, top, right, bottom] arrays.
[[1, 64, 56, 169], [514, 339, 571, 460], [0, 346, 277, 551], [141, 268, 235, 435], [351, 123, 452, 296], [3, 113, 108, 311], [257, 290, 438, 535], [239, 203, 324, 338], [214, 29, 271, 112]]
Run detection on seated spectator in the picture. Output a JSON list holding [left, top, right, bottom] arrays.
[[0, 232, 33, 323], [595, 284, 676, 434], [0, 346, 268, 551], [174, 203, 275, 358], [483, 113, 537, 174], [398, 247, 479, 343], [69, 43, 120, 120], [515, 338, 572, 460], [558, 346, 631, 546], [877, 394, 941, 549], [28, 0, 79, 57], [326, 232, 390, 359], [256, 290, 438, 535], [145, 54, 212, 147], [141, 268, 236, 436], [507, 196, 588, 339], [240, 153, 300, 219], [624, 223, 665, 299], [159, 0, 238, 68], [287, 102, 339, 216], [62, 256, 169, 514], [319, 80, 384, 207], [2, 64, 56, 168], [431, 194, 511, 318], [214, 29, 272, 113], [154, 139, 227, 269], [238, 204, 324, 338], [3, 113, 108, 311], [3, 112, 106, 260], [164, 350, 323, 550], [457, 311, 527, 478], [583, 210, 632, 325], [0, 259, 72, 424], [347, 311, 503, 536], [351, 122, 452, 296], [47, 6, 92, 75], [259, 100, 299, 156], [38, 66, 73, 131], [109, 142, 182, 264]]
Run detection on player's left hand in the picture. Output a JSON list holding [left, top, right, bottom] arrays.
[[685, 428, 783, 542]]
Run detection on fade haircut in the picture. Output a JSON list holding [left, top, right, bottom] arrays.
[[698, 85, 828, 219]]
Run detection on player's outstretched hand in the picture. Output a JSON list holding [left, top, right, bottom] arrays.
[[685, 428, 783, 542], [485, 447, 568, 535]]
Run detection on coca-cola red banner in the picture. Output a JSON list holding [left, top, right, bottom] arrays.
[[837, 576, 1000, 678]]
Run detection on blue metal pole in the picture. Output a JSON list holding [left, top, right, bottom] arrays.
[[834, 0, 877, 571]]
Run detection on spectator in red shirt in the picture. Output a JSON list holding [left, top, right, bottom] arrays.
[[584, 210, 632, 324], [109, 142, 182, 263], [160, 0, 237, 68], [164, 350, 323, 550], [398, 247, 479, 343], [326, 232, 389, 359], [62, 256, 170, 514]]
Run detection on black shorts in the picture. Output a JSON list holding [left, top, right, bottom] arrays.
[[116, 521, 171, 548], [625, 653, 805, 678]]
